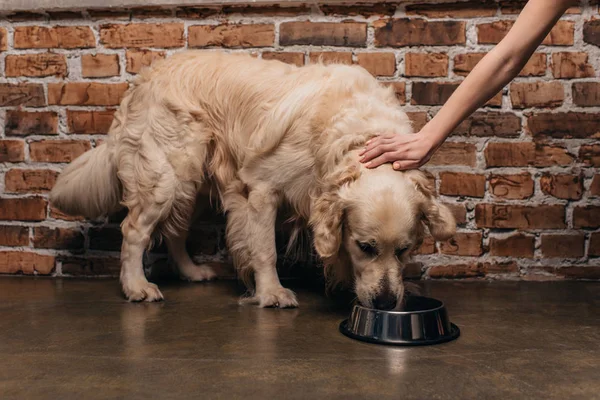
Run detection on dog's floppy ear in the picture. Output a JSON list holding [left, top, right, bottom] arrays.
[[405, 170, 456, 241], [309, 165, 360, 262]]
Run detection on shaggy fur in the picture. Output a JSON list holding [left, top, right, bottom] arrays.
[[50, 51, 455, 308]]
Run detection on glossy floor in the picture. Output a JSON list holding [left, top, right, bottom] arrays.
[[1, 278, 599, 399]]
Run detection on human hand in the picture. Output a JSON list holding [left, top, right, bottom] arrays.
[[358, 131, 441, 170]]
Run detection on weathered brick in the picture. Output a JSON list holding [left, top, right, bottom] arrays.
[[411, 82, 457, 105], [29, 140, 91, 163], [132, 7, 174, 19], [489, 173, 534, 200], [404, 53, 448, 77], [384, 82, 406, 104], [374, 19, 465, 47], [591, 175, 600, 197], [67, 110, 115, 135], [125, 49, 166, 73], [541, 234, 584, 258], [280, 22, 367, 47], [406, 1, 496, 17], [48, 83, 128, 106], [5, 111, 58, 136], [510, 82, 564, 109], [89, 227, 123, 251], [444, 203, 467, 226], [100, 23, 184, 48], [33, 227, 84, 250], [439, 232, 483, 256], [482, 261, 519, 274], [262, 52, 304, 67], [60, 256, 120, 277], [222, 4, 310, 16], [175, 7, 221, 19], [407, 112, 427, 131], [88, 9, 131, 20], [428, 142, 477, 167], [14, 26, 95, 49], [404, 262, 423, 279], [309, 52, 352, 65], [527, 112, 600, 139], [579, 144, 600, 167], [0, 83, 45, 107], [48, 11, 85, 20], [551, 52, 595, 78], [412, 236, 436, 255], [0, 226, 29, 247], [534, 266, 600, 280], [572, 82, 600, 106], [589, 233, 600, 257], [476, 204, 565, 229], [489, 234, 535, 258], [540, 174, 583, 200], [439, 172, 485, 197], [517, 53, 547, 77], [0, 251, 55, 275], [428, 263, 485, 279], [320, 3, 396, 17], [0, 28, 7, 51], [6, 12, 46, 22], [485, 143, 573, 167], [583, 19, 600, 47], [501, 1, 580, 15], [0, 198, 47, 221], [4, 169, 58, 193], [573, 206, 600, 229], [453, 112, 521, 137], [189, 24, 275, 48], [0, 140, 25, 162], [81, 54, 120, 78], [49, 205, 84, 222], [478, 20, 573, 45], [356, 52, 396, 76], [5, 53, 67, 78]]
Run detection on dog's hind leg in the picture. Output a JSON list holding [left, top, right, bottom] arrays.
[[166, 233, 217, 282]]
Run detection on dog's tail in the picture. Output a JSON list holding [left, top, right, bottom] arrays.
[[50, 143, 122, 219]]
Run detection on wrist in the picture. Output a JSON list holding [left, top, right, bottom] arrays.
[[416, 124, 446, 149]]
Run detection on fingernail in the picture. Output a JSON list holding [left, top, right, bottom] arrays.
[[393, 163, 400, 169], [366, 140, 372, 145], [365, 162, 371, 167]]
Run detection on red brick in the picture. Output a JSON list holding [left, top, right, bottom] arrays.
[[583, 19, 600, 47], [88, 9, 131, 20], [428, 263, 485, 279], [14, 26, 95, 49], [309, 52, 352, 65], [453, 112, 521, 137], [67, 110, 115, 135], [384, 82, 406, 104], [428, 142, 477, 167], [0, 251, 55, 275], [405, 53, 448, 77], [175, 7, 221, 19], [5, 111, 58, 136], [536, 266, 600, 280], [100, 23, 184, 48], [81, 54, 120, 78], [0, 198, 47, 221], [374, 19, 465, 47], [482, 261, 519, 275], [33, 227, 84, 250], [439, 232, 483, 256], [0, 83, 45, 107], [125, 49, 166, 74], [444, 203, 467, 226], [540, 174, 583, 200], [579, 145, 600, 167], [476, 204, 565, 229], [132, 7, 174, 19], [5, 53, 67, 78], [0, 28, 6, 51], [590, 175, 600, 197], [404, 262, 423, 279], [407, 112, 428, 131], [489, 234, 535, 258], [189, 24, 275, 48], [49, 206, 84, 222], [439, 172, 485, 197], [262, 52, 304, 67], [485, 143, 573, 167], [48, 83, 128, 106], [412, 236, 436, 255], [541, 234, 584, 258], [489, 173, 534, 200], [572, 82, 600, 106], [356, 53, 396, 76], [0, 140, 25, 162], [527, 112, 600, 139], [280, 22, 367, 47], [29, 140, 91, 163], [406, 1, 496, 17], [510, 82, 564, 109], [589, 233, 600, 257], [501, 1, 580, 15], [551, 52, 595, 78], [222, 4, 310, 16], [60, 256, 120, 277], [48, 11, 85, 20], [478, 20, 573, 45], [411, 82, 457, 105], [0, 226, 29, 247], [4, 169, 58, 193], [319, 3, 396, 17], [573, 206, 600, 229]]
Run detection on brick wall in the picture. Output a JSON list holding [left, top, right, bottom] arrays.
[[0, 1, 599, 281]]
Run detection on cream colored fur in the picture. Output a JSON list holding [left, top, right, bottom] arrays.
[[50, 51, 455, 307]]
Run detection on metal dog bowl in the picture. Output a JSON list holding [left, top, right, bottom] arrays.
[[339, 296, 460, 346]]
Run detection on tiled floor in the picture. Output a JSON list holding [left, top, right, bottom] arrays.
[[1, 277, 598, 399]]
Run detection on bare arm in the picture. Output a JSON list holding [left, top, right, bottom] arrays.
[[360, 0, 576, 170]]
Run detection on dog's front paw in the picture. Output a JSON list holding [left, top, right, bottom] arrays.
[[122, 279, 164, 302], [240, 287, 299, 308]]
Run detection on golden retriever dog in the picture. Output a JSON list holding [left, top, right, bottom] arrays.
[[50, 51, 455, 309]]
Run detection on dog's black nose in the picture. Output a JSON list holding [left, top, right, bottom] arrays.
[[372, 291, 397, 310]]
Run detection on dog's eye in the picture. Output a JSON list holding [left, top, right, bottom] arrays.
[[356, 240, 378, 257], [395, 247, 408, 261]]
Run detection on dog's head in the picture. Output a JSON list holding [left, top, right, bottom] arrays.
[[310, 163, 455, 310]]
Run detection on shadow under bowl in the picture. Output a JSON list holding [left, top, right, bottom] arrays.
[[339, 296, 460, 346]]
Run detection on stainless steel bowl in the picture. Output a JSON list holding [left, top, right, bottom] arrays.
[[339, 296, 460, 346]]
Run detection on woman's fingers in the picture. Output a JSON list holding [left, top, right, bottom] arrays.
[[360, 143, 400, 163], [392, 160, 421, 170]]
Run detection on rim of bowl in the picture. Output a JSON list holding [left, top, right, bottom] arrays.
[[352, 296, 445, 315]]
